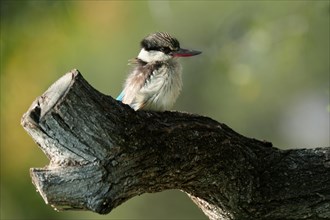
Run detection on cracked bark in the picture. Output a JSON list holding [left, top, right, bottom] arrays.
[[21, 69, 330, 219]]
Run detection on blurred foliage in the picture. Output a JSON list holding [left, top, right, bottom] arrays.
[[1, 1, 329, 219]]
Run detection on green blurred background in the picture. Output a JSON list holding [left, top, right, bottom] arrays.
[[1, 1, 329, 219]]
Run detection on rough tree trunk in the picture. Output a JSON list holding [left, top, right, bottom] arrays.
[[21, 69, 330, 220]]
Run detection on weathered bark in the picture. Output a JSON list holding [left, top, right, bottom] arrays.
[[21, 69, 330, 219]]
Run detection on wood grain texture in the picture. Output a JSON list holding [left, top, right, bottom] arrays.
[[21, 69, 330, 219]]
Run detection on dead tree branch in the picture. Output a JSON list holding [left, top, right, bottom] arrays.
[[21, 69, 330, 219]]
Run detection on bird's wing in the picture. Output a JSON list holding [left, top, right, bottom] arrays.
[[116, 90, 125, 101], [117, 62, 161, 110]]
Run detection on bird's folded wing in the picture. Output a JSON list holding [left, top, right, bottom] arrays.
[[116, 91, 124, 101]]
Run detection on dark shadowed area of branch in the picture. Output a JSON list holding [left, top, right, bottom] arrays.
[[21, 69, 330, 220]]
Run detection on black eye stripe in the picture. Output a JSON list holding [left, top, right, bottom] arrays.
[[146, 46, 172, 54], [160, 47, 171, 54]]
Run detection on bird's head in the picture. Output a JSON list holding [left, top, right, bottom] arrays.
[[137, 32, 201, 63]]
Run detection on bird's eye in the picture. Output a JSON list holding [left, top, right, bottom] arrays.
[[160, 47, 171, 54]]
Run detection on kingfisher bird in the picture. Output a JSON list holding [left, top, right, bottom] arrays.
[[116, 32, 201, 111]]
